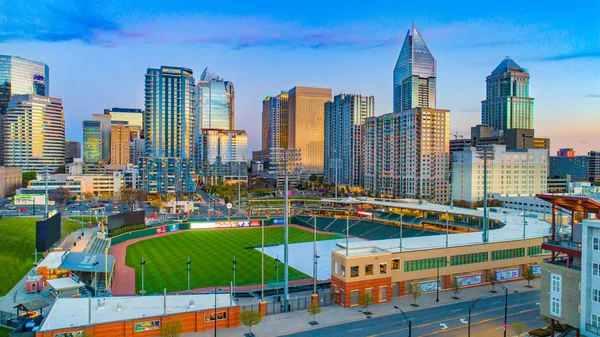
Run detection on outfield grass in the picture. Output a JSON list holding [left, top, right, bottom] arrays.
[[124, 227, 340, 294], [0, 217, 84, 296], [0, 326, 13, 337]]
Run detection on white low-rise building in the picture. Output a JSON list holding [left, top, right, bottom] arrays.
[[452, 145, 547, 203]]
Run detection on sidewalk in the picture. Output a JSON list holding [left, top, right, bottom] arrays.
[[189, 278, 540, 337]]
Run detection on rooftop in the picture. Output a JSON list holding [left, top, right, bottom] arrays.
[[47, 277, 85, 291], [491, 56, 527, 75], [39, 293, 234, 332]]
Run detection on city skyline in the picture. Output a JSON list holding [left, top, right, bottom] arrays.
[[2, 0, 599, 155]]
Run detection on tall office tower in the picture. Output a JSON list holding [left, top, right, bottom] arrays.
[[198, 129, 248, 184], [104, 107, 144, 137], [82, 120, 103, 164], [65, 140, 81, 164], [0, 55, 49, 165], [363, 108, 450, 203], [194, 68, 234, 130], [3, 95, 64, 173], [140, 66, 196, 194], [324, 94, 374, 187], [92, 113, 112, 163], [261, 92, 289, 165], [393, 24, 436, 113], [288, 86, 332, 171], [130, 137, 145, 167], [481, 57, 534, 132], [588, 151, 600, 183], [110, 124, 131, 166]]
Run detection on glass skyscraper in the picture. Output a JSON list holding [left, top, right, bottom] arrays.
[[393, 24, 436, 113], [194, 68, 234, 130], [4, 95, 64, 173], [140, 66, 196, 194], [82, 120, 103, 164], [481, 57, 534, 131]]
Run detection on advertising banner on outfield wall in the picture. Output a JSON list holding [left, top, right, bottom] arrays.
[[156, 226, 166, 234], [190, 222, 216, 229], [170, 224, 179, 232], [250, 220, 261, 227]]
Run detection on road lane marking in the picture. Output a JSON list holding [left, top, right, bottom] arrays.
[[459, 318, 468, 324], [492, 301, 501, 304], [366, 300, 540, 337], [451, 309, 462, 312], [440, 323, 448, 329], [348, 328, 363, 332]]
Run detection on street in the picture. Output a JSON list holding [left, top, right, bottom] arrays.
[[283, 291, 541, 337]]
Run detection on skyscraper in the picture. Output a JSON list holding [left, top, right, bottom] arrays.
[[0, 55, 50, 165], [261, 92, 289, 164], [481, 57, 534, 131], [110, 123, 131, 166], [104, 107, 144, 137], [65, 140, 81, 164], [140, 66, 196, 194], [324, 94, 374, 187], [199, 129, 248, 184], [82, 120, 103, 164], [4, 95, 64, 173], [288, 86, 332, 171], [393, 24, 436, 113], [92, 113, 112, 163], [194, 68, 234, 130]]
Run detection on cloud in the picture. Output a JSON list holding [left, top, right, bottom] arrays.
[[539, 51, 600, 61], [586, 94, 600, 98]]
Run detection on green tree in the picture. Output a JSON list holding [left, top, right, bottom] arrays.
[[240, 309, 262, 335], [309, 174, 318, 182], [511, 322, 525, 337], [409, 284, 422, 306], [120, 188, 147, 211], [22, 171, 37, 187], [49, 187, 73, 205], [307, 302, 322, 324], [359, 291, 374, 314], [450, 277, 462, 299], [524, 266, 536, 287], [160, 318, 182, 337]]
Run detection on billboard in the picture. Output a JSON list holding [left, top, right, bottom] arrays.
[[133, 320, 160, 332], [455, 274, 482, 287], [190, 222, 216, 229], [108, 210, 146, 236], [156, 226, 166, 234], [273, 218, 284, 224], [36, 212, 62, 252], [496, 268, 520, 281]]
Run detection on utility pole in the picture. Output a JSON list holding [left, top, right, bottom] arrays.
[[232, 256, 236, 302], [187, 256, 191, 294], [400, 211, 403, 251], [44, 166, 48, 218], [140, 257, 145, 296], [261, 220, 264, 301], [476, 145, 495, 243], [313, 216, 317, 294]]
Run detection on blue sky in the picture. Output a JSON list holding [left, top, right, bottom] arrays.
[[1, 0, 599, 154]]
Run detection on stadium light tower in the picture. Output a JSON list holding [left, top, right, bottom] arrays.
[[270, 147, 302, 312], [476, 145, 495, 243]]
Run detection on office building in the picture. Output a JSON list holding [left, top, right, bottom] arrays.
[[324, 94, 374, 187], [363, 108, 450, 203], [65, 140, 81, 164], [104, 107, 143, 131], [451, 145, 548, 203], [130, 137, 145, 166], [549, 149, 588, 181], [92, 113, 112, 163], [140, 66, 196, 194], [110, 124, 130, 166], [482, 57, 534, 132], [588, 151, 600, 183], [393, 24, 436, 113], [198, 129, 248, 184], [82, 120, 103, 164], [261, 92, 289, 166], [0, 166, 22, 198], [0, 55, 49, 165], [3, 95, 64, 173], [288, 86, 332, 171], [194, 68, 234, 130]]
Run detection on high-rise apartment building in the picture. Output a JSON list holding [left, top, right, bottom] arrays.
[[82, 120, 103, 164], [104, 107, 144, 138], [140, 66, 196, 194], [260, 92, 289, 166], [92, 113, 112, 163], [0, 55, 49, 165], [110, 124, 131, 166], [288, 86, 332, 171], [482, 57, 534, 131], [451, 145, 548, 203], [588, 151, 600, 183], [3, 95, 64, 173], [324, 94, 374, 187], [65, 140, 81, 164], [198, 129, 247, 184], [130, 137, 145, 167], [393, 24, 436, 113], [363, 108, 450, 203]]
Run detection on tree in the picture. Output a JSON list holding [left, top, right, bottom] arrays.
[[409, 284, 421, 307], [307, 302, 322, 324], [49, 187, 73, 205], [22, 171, 37, 187], [120, 188, 147, 211], [523, 266, 536, 288], [240, 309, 262, 335], [160, 318, 182, 337], [450, 277, 462, 299], [490, 275, 498, 293], [359, 291, 374, 314], [511, 322, 525, 337], [83, 192, 95, 200]]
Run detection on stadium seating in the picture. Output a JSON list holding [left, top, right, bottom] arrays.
[[85, 237, 111, 255]]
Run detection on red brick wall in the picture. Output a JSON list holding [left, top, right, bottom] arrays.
[[331, 276, 391, 307]]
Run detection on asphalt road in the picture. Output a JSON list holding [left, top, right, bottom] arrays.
[[283, 291, 542, 337]]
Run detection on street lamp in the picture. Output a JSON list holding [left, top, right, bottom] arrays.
[[497, 282, 509, 337], [232, 256, 236, 301], [269, 147, 301, 312], [214, 287, 221, 337], [476, 145, 495, 243], [468, 296, 486, 337], [393, 306, 412, 337], [435, 258, 448, 302], [313, 216, 318, 294], [275, 255, 280, 300], [187, 256, 191, 294], [93, 261, 99, 296], [140, 257, 146, 296], [445, 210, 449, 247]]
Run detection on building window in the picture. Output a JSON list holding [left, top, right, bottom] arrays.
[[527, 245, 542, 256], [391, 259, 400, 270], [404, 257, 447, 272], [379, 286, 387, 301], [593, 288, 600, 303], [365, 264, 374, 276], [551, 296, 560, 317], [592, 314, 600, 328], [594, 237, 600, 251], [350, 290, 359, 306], [341, 265, 345, 277], [450, 252, 488, 266], [594, 263, 600, 277], [550, 273, 561, 317], [491, 248, 525, 261], [350, 266, 359, 278], [334, 262, 339, 274], [379, 263, 387, 275], [551, 274, 561, 293]]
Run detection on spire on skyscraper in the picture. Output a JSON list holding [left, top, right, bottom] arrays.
[[491, 56, 526, 75]]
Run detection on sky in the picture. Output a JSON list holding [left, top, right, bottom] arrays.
[[1, 0, 599, 155]]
